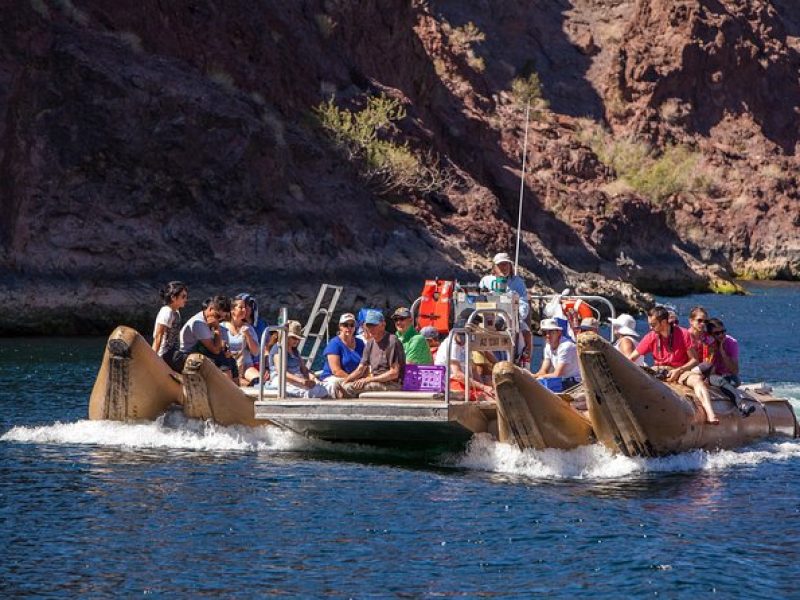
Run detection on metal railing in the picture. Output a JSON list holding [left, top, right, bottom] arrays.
[[441, 308, 515, 405], [258, 307, 289, 403], [530, 294, 617, 341], [259, 304, 515, 405], [463, 308, 515, 402], [409, 296, 422, 318]]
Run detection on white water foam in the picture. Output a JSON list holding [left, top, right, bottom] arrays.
[[0, 412, 312, 453], [773, 383, 800, 414], [453, 433, 800, 480], [0, 413, 434, 458], [5, 399, 800, 480]]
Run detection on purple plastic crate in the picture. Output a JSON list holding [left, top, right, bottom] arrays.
[[403, 365, 446, 392]]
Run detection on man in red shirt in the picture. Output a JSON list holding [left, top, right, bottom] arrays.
[[628, 306, 719, 424]]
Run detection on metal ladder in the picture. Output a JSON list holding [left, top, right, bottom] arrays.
[[300, 283, 343, 368]]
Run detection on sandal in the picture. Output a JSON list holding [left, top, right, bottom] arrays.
[[740, 404, 756, 418]]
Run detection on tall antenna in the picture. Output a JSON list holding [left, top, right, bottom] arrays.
[[514, 100, 531, 275]]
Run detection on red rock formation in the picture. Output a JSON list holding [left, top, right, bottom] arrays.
[[0, 0, 797, 333], [606, 0, 800, 278]]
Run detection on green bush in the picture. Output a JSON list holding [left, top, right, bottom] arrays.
[[627, 144, 707, 201], [449, 22, 486, 50], [578, 122, 710, 202], [315, 94, 405, 147], [510, 73, 549, 116], [314, 94, 446, 193], [445, 22, 487, 73]]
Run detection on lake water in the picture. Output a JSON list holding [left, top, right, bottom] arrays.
[[2, 283, 800, 598]]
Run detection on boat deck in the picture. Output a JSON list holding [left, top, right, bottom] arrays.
[[252, 391, 497, 448]]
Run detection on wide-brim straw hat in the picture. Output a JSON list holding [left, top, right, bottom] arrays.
[[286, 320, 304, 339]]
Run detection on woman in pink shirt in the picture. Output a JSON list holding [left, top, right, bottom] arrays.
[[705, 317, 741, 387], [628, 306, 719, 424]]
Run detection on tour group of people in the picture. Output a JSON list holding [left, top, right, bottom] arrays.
[[149, 252, 527, 401], [150, 252, 745, 419], [150, 285, 492, 400]]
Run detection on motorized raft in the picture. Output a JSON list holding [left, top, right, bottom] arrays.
[[89, 286, 798, 456]]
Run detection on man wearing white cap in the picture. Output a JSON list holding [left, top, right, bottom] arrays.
[[610, 313, 645, 366], [479, 252, 532, 366], [319, 312, 366, 397], [532, 318, 581, 387]]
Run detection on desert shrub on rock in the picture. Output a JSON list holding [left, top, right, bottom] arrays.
[[578, 121, 711, 202], [315, 94, 447, 194], [510, 72, 549, 118]]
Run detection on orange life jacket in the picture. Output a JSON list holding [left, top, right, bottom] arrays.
[[561, 299, 594, 322], [417, 279, 453, 334]]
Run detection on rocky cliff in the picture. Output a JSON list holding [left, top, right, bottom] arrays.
[[1, 0, 798, 334]]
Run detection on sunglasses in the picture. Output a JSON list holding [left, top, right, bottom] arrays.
[[712, 330, 726, 336], [341, 322, 356, 328]]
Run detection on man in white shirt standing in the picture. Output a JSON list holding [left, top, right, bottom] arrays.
[[479, 252, 532, 367], [532, 318, 581, 388]]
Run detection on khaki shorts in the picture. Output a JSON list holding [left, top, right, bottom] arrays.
[[340, 380, 401, 398], [471, 351, 488, 365]]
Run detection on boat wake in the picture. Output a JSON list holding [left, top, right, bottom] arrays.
[[3, 382, 800, 480], [0, 411, 312, 453], [453, 433, 800, 480], [1, 412, 435, 458], [774, 382, 800, 412], [448, 383, 800, 481]]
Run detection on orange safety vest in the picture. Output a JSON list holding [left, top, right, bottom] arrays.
[[417, 279, 453, 334], [561, 299, 594, 321]]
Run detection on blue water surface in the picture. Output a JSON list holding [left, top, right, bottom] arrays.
[[2, 284, 800, 598]]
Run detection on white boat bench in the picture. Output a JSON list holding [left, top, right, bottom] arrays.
[[241, 388, 466, 402]]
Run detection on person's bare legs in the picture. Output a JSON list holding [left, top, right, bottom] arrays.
[[686, 373, 718, 423], [522, 329, 532, 362]]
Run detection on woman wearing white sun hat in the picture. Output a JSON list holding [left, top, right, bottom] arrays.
[[610, 313, 645, 366]]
